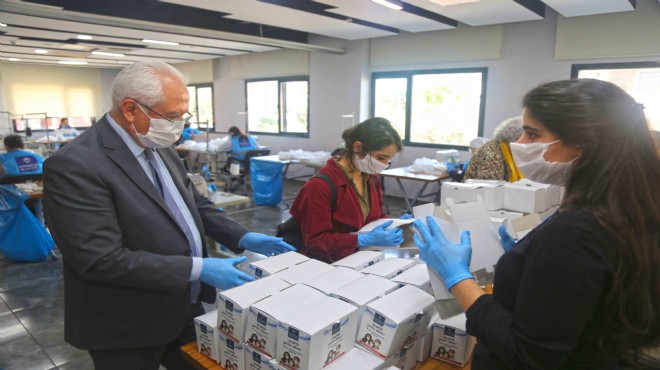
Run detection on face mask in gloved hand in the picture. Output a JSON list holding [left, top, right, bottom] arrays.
[[509, 140, 576, 186], [353, 153, 389, 175], [132, 105, 185, 148]]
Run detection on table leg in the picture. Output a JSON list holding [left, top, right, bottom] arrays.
[[394, 178, 414, 214], [411, 182, 430, 209]]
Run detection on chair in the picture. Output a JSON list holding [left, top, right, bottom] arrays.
[[222, 149, 270, 194]]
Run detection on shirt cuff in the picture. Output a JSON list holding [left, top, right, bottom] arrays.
[[190, 257, 203, 281]]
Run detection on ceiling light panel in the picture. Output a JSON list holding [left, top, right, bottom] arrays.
[[541, 0, 635, 17], [407, 0, 543, 26]]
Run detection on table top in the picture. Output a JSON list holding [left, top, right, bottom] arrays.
[[180, 341, 470, 370], [380, 166, 450, 182], [251, 155, 296, 164], [209, 191, 249, 208]]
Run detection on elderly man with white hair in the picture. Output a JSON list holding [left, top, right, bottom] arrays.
[[463, 116, 524, 182]]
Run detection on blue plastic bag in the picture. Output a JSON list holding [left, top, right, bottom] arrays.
[[0, 185, 55, 262], [250, 158, 284, 206]]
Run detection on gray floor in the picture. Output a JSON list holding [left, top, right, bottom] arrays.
[[0, 178, 408, 370]]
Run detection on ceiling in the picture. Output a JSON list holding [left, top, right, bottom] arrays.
[[0, 0, 638, 69]]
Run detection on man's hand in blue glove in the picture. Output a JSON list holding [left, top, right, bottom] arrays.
[[412, 216, 474, 291], [358, 220, 404, 248], [200, 256, 255, 290], [240, 232, 296, 256], [498, 225, 516, 253]]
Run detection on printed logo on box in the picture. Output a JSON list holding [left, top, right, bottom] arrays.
[[373, 313, 386, 326], [414, 313, 423, 323], [444, 326, 455, 337], [332, 323, 340, 335], [225, 300, 234, 312], [226, 338, 235, 349], [257, 313, 267, 326], [288, 327, 299, 341], [368, 261, 374, 266], [256, 268, 263, 278], [201, 324, 208, 334], [252, 350, 261, 363]]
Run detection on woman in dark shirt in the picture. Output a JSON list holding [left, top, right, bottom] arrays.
[[413, 79, 659, 368]]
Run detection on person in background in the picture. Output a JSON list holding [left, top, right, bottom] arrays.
[[414, 79, 660, 368], [1, 135, 44, 175], [180, 122, 202, 143], [221, 126, 260, 161], [449, 137, 488, 182], [289, 117, 404, 263], [59, 117, 71, 128], [463, 116, 523, 182], [43, 61, 294, 370]]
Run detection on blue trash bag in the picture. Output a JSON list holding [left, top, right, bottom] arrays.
[[0, 185, 55, 262], [250, 158, 284, 206]]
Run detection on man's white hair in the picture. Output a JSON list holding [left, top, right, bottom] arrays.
[[493, 116, 523, 143], [111, 61, 187, 110]]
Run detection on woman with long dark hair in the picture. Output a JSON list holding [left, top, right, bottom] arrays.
[[414, 79, 659, 368]]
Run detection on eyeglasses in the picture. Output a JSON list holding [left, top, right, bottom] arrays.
[[132, 99, 192, 122]]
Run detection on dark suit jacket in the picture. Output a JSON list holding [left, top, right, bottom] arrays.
[[43, 115, 249, 350]]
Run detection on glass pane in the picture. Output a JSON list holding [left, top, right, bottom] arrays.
[[374, 77, 407, 139], [409, 73, 483, 146], [186, 86, 198, 128], [196, 86, 214, 129], [578, 67, 660, 131], [247, 80, 279, 133], [281, 80, 308, 134]]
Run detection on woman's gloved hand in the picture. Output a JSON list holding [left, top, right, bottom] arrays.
[[358, 220, 404, 248], [240, 232, 296, 256], [400, 213, 413, 220], [200, 256, 255, 290], [498, 225, 516, 252], [413, 216, 473, 290]]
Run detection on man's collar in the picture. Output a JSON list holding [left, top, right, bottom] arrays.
[[106, 112, 144, 157]]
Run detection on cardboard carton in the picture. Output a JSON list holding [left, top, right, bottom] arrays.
[[360, 258, 416, 279], [245, 344, 275, 370], [323, 347, 385, 370], [504, 179, 560, 214], [301, 267, 364, 295], [431, 314, 476, 367], [276, 297, 359, 370], [391, 264, 433, 296], [329, 274, 400, 327], [194, 310, 220, 363], [219, 333, 246, 370], [357, 218, 416, 250], [249, 252, 310, 278], [441, 181, 505, 210], [505, 213, 542, 241], [218, 276, 291, 343], [357, 285, 435, 358], [246, 284, 327, 358], [488, 209, 524, 230], [274, 259, 334, 285], [382, 338, 419, 370], [418, 309, 440, 363], [331, 251, 385, 271]]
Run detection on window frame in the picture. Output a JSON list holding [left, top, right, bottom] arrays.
[[570, 61, 660, 79], [187, 83, 214, 130], [370, 67, 488, 150], [245, 76, 310, 138]]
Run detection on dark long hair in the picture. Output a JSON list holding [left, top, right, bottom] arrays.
[[523, 79, 660, 353], [228, 126, 248, 140], [338, 117, 403, 172]]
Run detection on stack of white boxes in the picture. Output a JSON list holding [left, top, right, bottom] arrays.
[[430, 313, 476, 368]]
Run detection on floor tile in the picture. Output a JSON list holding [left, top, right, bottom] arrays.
[[0, 313, 30, 345], [0, 262, 62, 293], [0, 280, 64, 313], [56, 354, 95, 370], [0, 298, 11, 317], [15, 298, 65, 336], [34, 327, 89, 366], [0, 335, 55, 370]]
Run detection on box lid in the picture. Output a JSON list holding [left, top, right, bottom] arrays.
[[360, 258, 415, 278], [302, 267, 364, 295], [433, 313, 467, 331], [220, 275, 290, 308], [195, 309, 218, 327], [330, 274, 399, 306], [274, 259, 334, 284], [251, 284, 327, 317], [324, 347, 385, 370], [278, 296, 357, 335], [391, 264, 430, 287], [249, 252, 309, 275], [367, 285, 435, 323], [331, 251, 384, 269]]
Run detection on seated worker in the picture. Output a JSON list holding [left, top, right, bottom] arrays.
[[463, 116, 524, 182], [56, 117, 80, 142], [59, 117, 71, 129], [0, 135, 45, 223], [449, 137, 488, 182], [221, 126, 260, 161], [289, 117, 404, 263], [180, 122, 202, 143]]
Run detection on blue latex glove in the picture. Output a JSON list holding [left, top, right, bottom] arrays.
[[400, 213, 413, 220], [200, 256, 255, 290], [498, 225, 516, 253], [412, 216, 473, 290], [358, 220, 404, 248], [240, 232, 296, 256]]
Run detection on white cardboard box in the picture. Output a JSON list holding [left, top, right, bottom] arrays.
[[322, 347, 385, 370], [218, 276, 291, 343], [382, 338, 419, 370], [357, 218, 416, 250], [245, 344, 275, 370], [360, 258, 416, 279], [249, 252, 310, 278], [195, 310, 220, 363], [504, 179, 560, 213], [441, 181, 505, 211], [329, 274, 400, 327], [219, 333, 246, 370], [246, 284, 327, 359], [301, 267, 364, 295], [505, 213, 542, 241], [331, 251, 385, 271], [431, 314, 476, 368], [276, 297, 358, 370], [357, 285, 435, 358], [391, 264, 433, 296], [418, 309, 440, 363], [274, 259, 334, 285]]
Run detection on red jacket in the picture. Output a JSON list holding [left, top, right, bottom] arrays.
[[289, 158, 387, 263]]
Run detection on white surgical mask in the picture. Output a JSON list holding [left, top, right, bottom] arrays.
[[133, 105, 185, 148], [354, 153, 389, 175], [509, 140, 576, 186]]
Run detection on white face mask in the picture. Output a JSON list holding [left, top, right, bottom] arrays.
[[133, 105, 185, 148], [353, 153, 389, 175], [509, 140, 576, 186]]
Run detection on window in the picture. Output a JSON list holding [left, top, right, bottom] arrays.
[[572, 62, 660, 131], [187, 84, 214, 130], [372, 68, 487, 149], [246, 77, 309, 137]]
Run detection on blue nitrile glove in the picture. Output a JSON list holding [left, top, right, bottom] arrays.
[[498, 225, 516, 253], [400, 213, 413, 220], [412, 216, 473, 290], [200, 256, 255, 290], [358, 220, 404, 248], [240, 232, 296, 256]]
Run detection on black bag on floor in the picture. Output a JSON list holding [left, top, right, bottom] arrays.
[[276, 173, 336, 251]]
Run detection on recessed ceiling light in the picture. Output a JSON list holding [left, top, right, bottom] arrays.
[[8, 58, 21, 62], [430, 0, 481, 6], [58, 60, 88, 65], [371, 0, 403, 10], [92, 51, 125, 57], [35, 49, 49, 54], [77, 35, 93, 40], [0, 23, 8, 27], [142, 39, 179, 46]]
